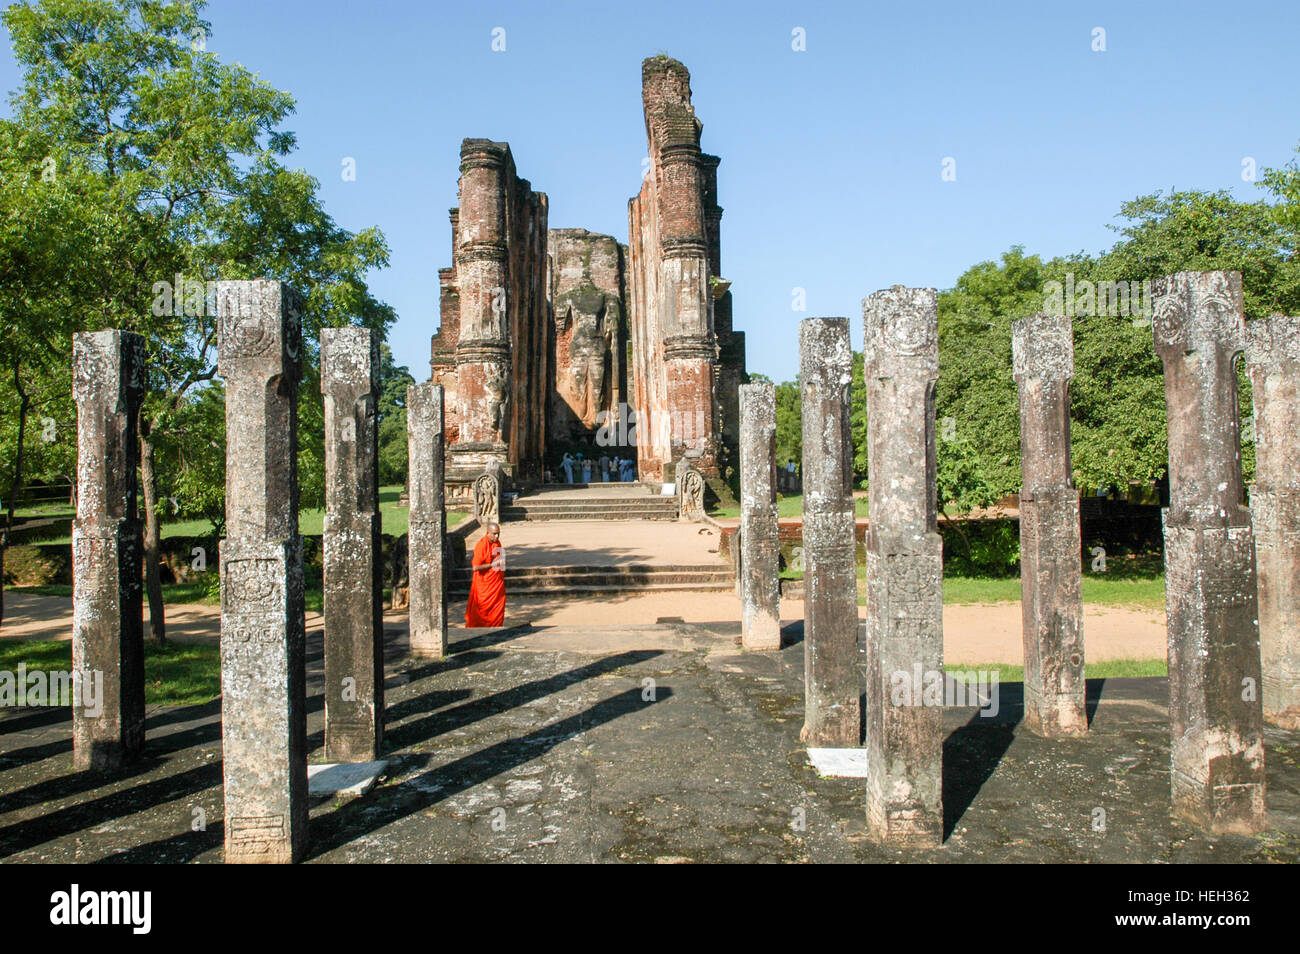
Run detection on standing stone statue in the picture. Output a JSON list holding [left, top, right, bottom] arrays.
[[217, 280, 308, 863], [408, 382, 448, 658], [473, 466, 501, 522], [1012, 313, 1087, 738], [71, 330, 147, 771], [321, 327, 384, 761], [1245, 314, 1299, 729], [798, 317, 860, 746], [739, 382, 780, 650], [676, 460, 705, 522], [862, 286, 943, 847], [1152, 270, 1265, 834]]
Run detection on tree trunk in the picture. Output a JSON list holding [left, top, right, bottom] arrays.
[[0, 366, 32, 630], [140, 422, 166, 645]]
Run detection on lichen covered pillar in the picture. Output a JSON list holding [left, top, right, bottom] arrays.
[[862, 286, 943, 848], [321, 327, 383, 761], [1012, 313, 1087, 738], [1152, 270, 1265, 835], [798, 317, 860, 746], [408, 382, 447, 658], [739, 381, 780, 650], [1245, 314, 1299, 729], [71, 330, 147, 771], [217, 280, 308, 863]]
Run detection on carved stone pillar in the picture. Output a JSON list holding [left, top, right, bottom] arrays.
[[321, 327, 383, 761], [798, 317, 860, 746], [71, 330, 147, 771], [1152, 270, 1265, 835], [408, 382, 448, 658], [862, 286, 943, 848], [739, 382, 780, 650], [1012, 313, 1087, 738], [1245, 314, 1300, 729], [217, 280, 307, 863]]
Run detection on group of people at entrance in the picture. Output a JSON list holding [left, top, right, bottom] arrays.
[[559, 452, 635, 483]]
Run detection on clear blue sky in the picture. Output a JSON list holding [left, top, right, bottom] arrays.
[[3, 0, 1297, 383]]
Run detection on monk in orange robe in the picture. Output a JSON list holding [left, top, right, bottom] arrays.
[[465, 522, 505, 627]]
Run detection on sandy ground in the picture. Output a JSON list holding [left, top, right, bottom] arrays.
[[0, 588, 1166, 664]]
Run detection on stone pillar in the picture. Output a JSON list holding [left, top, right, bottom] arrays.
[[451, 139, 511, 470], [798, 318, 860, 746], [1246, 314, 1300, 729], [740, 382, 780, 650], [71, 330, 146, 771], [1011, 313, 1087, 738], [408, 382, 447, 658], [321, 327, 383, 761], [217, 280, 307, 864], [1152, 270, 1265, 834], [862, 286, 943, 848]]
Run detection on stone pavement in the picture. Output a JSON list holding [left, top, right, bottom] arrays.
[[1, 622, 1296, 863]]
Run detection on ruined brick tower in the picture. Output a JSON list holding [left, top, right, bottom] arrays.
[[431, 57, 745, 496], [628, 55, 744, 480]]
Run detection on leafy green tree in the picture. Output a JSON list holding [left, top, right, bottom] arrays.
[[4, 0, 395, 640], [378, 344, 416, 487]]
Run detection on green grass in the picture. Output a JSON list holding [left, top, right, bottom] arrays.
[[16, 485, 465, 545], [944, 659, 1167, 683], [711, 493, 868, 520], [0, 639, 221, 705]]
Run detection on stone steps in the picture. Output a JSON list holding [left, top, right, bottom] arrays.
[[501, 497, 679, 521], [449, 563, 733, 594]]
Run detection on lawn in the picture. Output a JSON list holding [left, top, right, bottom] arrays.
[[710, 493, 868, 520], [14, 485, 466, 545], [945, 658, 1167, 683], [0, 639, 221, 706]]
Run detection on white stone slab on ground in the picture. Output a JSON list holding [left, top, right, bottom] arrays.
[[308, 760, 389, 796], [807, 747, 870, 778]]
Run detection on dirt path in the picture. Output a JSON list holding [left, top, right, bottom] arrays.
[[1, 589, 1166, 665]]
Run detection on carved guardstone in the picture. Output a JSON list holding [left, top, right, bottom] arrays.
[[1152, 270, 1265, 834], [217, 280, 308, 863], [1245, 314, 1300, 729], [408, 382, 448, 658], [798, 318, 860, 746], [71, 330, 147, 771], [1012, 313, 1087, 738], [321, 328, 384, 761], [676, 460, 705, 522], [862, 286, 944, 848], [739, 382, 780, 650]]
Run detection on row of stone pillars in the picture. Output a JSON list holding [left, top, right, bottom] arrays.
[[753, 271, 1291, 845], [69, 279, 450, 862]]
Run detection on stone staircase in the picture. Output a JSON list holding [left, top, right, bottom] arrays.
[[501, 486, 679, 522], [449, 563, 733, 595]]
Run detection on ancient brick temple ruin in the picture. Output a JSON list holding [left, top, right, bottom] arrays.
[[430, 56, 746, 503]]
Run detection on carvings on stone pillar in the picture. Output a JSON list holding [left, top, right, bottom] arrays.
[[71, 330, 147, 771], [740, 382, 780, 650], [408, 382, 448, 658], [1152, 270, 1265, 835], [321, 327, 383, 762], [1245, 314, 1300, 729], [862, 286, 943, 848], [1011, 312, 1087, 739], [216, 279, 307, 864], [798, 317, 860, 748]]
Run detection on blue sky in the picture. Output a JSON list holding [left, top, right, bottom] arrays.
[[3, 0, 1297, 382]]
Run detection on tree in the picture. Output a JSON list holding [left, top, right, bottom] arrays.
[[4, 0, 395, 640], [377, 344, 416, 487]]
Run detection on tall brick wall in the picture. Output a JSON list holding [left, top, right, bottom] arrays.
[[627, 55, 745, 480]]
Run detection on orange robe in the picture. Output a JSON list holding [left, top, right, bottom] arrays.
[[465, 536, 505, 627]]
